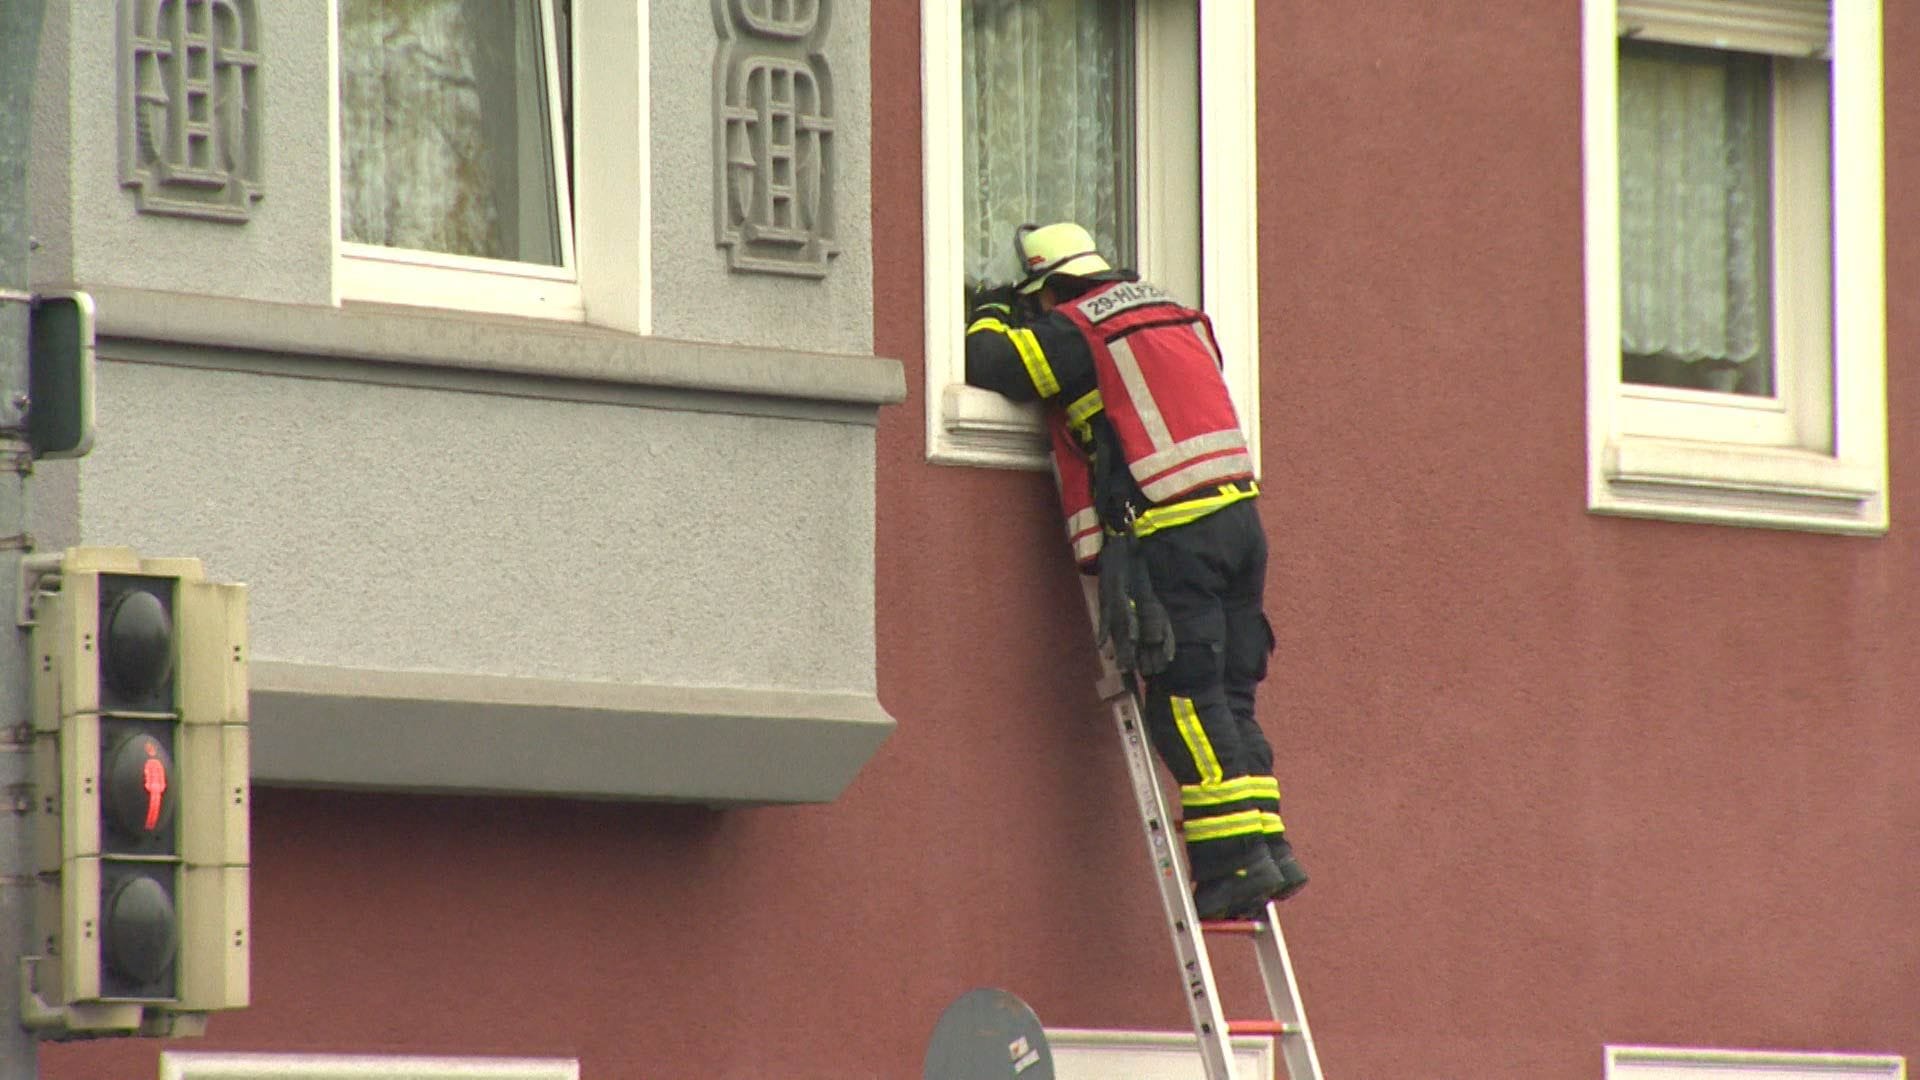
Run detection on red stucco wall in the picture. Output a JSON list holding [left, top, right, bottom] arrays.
[[44, 2, 1920, 1078]]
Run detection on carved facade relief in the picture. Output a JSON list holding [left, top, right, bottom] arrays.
[[120, 0, 264, 223], [714, 0, 837, 277]]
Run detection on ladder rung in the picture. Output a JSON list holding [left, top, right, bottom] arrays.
[[1227, 1019, 1301, 1037], [1199, 917, 1268, 934]]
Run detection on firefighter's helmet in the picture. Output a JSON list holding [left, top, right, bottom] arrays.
[[1013, 222, 1112, 294]]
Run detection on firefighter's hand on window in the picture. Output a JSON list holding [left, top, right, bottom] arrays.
[[966, 280, 1020, 321]]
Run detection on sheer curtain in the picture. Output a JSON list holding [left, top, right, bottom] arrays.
[[961, 0, 1134, 287], [339, 0, 563, 265], [1618, 40, 1773, 394]]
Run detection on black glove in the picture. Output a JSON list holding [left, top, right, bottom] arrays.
[[1128, 553, 1175, 677], [1096, 533, 1139, 674], [966, 281, 1019, 320]]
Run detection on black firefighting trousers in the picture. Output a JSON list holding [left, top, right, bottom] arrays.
[[1135, 499, 1286, 882]]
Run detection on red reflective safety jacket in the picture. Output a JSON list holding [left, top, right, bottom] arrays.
[[1046, 412, 1102, 570], [1056, 281, 1252, 505]]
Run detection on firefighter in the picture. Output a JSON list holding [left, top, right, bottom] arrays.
[[965, 222, 1307, 919]]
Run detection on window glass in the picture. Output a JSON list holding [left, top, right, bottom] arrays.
[[1618, 40, 1775, 396], [339, 0, 568, 266], [960, 0, 1135, 289]]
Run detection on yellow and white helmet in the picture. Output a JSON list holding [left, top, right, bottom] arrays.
[[1013, 222, 1113, 294]]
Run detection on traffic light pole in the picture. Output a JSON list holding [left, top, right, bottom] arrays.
[[1, 0, 50, 1075]]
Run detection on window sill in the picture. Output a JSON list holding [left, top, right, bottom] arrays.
[[1593, 435, 1887, 534], [929, 383, 1048, 470], [248, 662, 896, 806], [84, 285, 904, 412]]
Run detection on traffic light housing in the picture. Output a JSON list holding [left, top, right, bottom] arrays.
[[22, 547, 250, 1038], [27, 289, 96, 460]]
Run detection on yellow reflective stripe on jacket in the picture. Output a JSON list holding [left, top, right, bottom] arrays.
[[1065, 388, 1103, 440], [1180, 775, 1274, 809], [1258, 810, 1287, 836], [1009, 327, 1057, 398], [965, 317, 1058, 399], [1182, 809, 1267, 843], [1170, 696, 1224, 785], [1132, 483, 1259, 539]]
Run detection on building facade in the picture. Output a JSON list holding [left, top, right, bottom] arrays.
[[16, 0, 1918, 1078]]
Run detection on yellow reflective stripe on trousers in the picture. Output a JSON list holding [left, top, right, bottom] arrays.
[[1180, 775, 1273, 809], [965, 318, 1059, 399], [1170, 696, 1223, 785], [1132, 483, 1258, 539], [1182, 809, 1267, 843]]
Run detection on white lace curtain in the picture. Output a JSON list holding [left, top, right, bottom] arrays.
[[339, 0, 562, 265], [961, 0, 1134, 286], [1617, 41, 1771, 377]]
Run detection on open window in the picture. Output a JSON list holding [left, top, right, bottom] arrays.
[[922, 0, 1259, 470], [331, 0, 651, 331], [1582, 0, 1887, 532]]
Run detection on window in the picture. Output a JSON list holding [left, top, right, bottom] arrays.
[[923, 1, 1260, 470], [330, 0, 652, 330], [1606, 1045, 1905, 1080], [1049, 1028, 1275, 1080], [1582, 0, 1887, 533]]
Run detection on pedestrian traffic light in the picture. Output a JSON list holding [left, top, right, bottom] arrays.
[[21, 547, 250, 1039]]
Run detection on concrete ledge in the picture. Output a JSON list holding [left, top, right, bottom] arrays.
[[249, 661, 896, 806], [80, 285, 907, 410]]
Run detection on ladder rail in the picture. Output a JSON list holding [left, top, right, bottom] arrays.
[[1084, 579, 1240, 1080], [1248, 903, 1325, 1080], [1101, 674, 1242, 1080], [1080, 576, 1326, 1080]]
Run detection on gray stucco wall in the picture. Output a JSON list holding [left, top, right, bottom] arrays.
[[82, 354, 878, 694], [650, 1, 873, 353], [29, 0, 335, 303], [21, 2, 897, 803]]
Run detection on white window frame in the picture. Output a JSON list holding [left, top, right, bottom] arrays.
[[921, 1, 1260, 472], [328, 0, 652, 333], [159, 1052, 579, 1080], [1606, 1044, 1906, 1079], [1049, 1028, 1275, 1080], [1582, 0, 1887, 533]]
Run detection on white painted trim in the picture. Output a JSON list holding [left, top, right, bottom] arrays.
[[575, 0, 652, 334], [922, 1, 1261, 472], [159, 1052, 579, 1080], [1605, 1044, 1906, 1078], [1199, 0, 1262, 478], [326, 0, 342, 308], [1049, 1028, 1275, 1080], [338, 243, 585, 322], [1583, 0, 1887, 533]]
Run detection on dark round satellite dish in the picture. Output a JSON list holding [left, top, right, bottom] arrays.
[[923, 988, 1053, 1080]]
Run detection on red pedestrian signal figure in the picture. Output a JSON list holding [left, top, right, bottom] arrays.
[[142, 740, 167, 832]]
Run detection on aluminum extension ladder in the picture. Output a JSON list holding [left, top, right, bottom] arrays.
[[1082, 580, 1325, 1080]]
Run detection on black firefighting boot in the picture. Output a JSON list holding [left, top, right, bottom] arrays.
[[1266, 835, 1309, 903], [1192, 848, 1284, 920]]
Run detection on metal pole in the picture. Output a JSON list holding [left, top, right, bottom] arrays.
[[0, 0, 49, 1075]]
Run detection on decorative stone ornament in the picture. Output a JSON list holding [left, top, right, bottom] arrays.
[[713, 0, 838, 277], [119, 0, 264, 223]]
